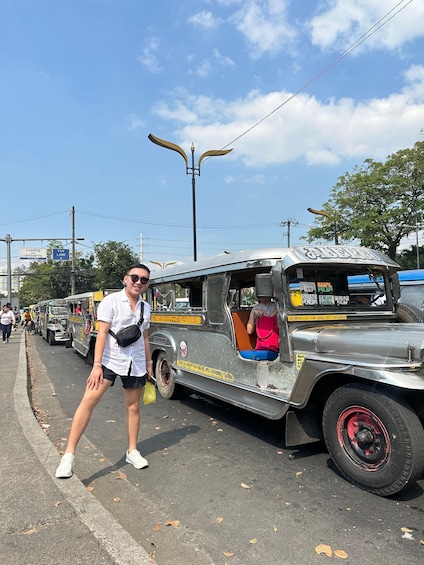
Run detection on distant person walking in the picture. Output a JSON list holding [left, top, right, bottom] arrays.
[[13, 306, 21, 330], [55, 263, 154, 479], [1, 303, 15, 343]]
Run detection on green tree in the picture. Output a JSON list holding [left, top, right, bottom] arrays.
[[93, 241, 139, 289], [307, 141, 424, 259], [396, 245, 424, 270], [18, 261, 56, 305], [18, 251, 96, 305]]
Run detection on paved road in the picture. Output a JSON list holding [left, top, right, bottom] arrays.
[[29, 335, 424, 565]]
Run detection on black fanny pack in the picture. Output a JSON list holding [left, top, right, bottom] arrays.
[[109, 303, 144, 347]]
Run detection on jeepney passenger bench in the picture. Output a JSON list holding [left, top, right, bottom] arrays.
[[232, 311, 256, 351]]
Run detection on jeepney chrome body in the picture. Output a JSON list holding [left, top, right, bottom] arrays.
[[36, 299, 69, 343], [147, 246, 424, 441]]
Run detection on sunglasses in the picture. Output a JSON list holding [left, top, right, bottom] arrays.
[[127, 274, 149, 284]]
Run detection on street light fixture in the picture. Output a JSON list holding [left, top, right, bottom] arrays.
[[148, 133, 232, 261], [150, 260, 178, 270], [307, 207, 339, 245]]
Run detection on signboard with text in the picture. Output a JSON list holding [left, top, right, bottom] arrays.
[[52, 248, 70, 261], [20, 247, 47, 261]]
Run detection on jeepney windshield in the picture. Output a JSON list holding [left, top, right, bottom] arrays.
[[287, 265, 390, 309], [51, 307, 68, 316]]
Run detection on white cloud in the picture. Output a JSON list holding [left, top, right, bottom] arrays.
[[192, 59, 212, 78], [188, 10, 220, 29], [231, 0, 296, 58], [150, 64, 424, 167], [137, 36, 162, 73], [213, 48, 235, 67], [127, 114, 145, 130], [308, 0, 424, 52]]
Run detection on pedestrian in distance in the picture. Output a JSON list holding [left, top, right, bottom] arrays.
[[22, 308, 32, 332], [55, 263, 154, 479], [1, 303, 15, 343], [13, 306, 20, 330]]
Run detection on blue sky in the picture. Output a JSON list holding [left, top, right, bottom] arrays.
[[1, 0, 423, 272]]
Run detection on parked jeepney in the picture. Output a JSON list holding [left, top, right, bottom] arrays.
[[147, 245, 424, 496], [36, 299, 69, 345], [65, 289, 119, 362]]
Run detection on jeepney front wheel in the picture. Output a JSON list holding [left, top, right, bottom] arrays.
[[323, 383, 424, 496], [155, 351, 181, 399]]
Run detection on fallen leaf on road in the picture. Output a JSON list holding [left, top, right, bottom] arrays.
[[223, 552, 234, 557], [113, 497, 121, 502], [315, 543, 332, 557], [153, 524, 162, 531], [216, 517, 224, 523], [249, 538, 257, 544], [334, 549, 348, 559], [240, 483, 251, 489], [116, 473, 127, 480], [53, 501, 61, 507], [165, 520, 180, 527]]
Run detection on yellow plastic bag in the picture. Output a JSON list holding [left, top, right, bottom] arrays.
[[143, 380, 156, 405]]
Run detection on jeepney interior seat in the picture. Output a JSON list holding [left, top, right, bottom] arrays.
[[231, 310, 256, 351]]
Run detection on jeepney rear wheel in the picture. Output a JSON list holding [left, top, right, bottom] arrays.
[[323, 383, 424, 496], [155, 351, 181, 399], [47, 331, 55, 345]]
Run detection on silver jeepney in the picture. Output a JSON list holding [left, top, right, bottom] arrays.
[[147, 246, 424, 496]]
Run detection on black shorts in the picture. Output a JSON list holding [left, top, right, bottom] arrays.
[[102, 366, 147, 389]]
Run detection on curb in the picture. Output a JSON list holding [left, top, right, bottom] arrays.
[[14, 332, 155, 565]]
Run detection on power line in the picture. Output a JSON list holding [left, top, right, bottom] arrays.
[[219, 0, 414, 152]]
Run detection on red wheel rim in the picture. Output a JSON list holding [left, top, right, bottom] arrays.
[[336, 405, 391, 471]]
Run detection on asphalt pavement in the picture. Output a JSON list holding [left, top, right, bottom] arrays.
[[1, 329, 155, 565]]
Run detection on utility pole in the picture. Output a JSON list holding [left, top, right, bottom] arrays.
[[280, 218, 298, 247], [71, 206, 76, 295], [1, 207, 84, 302]]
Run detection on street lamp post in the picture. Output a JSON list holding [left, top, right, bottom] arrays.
[[307, 207, 339, 245], [148, 133, 232, 261]]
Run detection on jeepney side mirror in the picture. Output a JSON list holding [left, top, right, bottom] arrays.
[[255, 273, 274, 298]]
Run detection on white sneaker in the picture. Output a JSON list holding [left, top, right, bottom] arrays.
[[126, 449, 148, 469], [55, 453, 75, 478]]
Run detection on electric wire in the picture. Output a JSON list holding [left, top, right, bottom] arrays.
[[217, 0, 414, 152]]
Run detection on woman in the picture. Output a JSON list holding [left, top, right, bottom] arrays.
[[246, 296, 279, 353], [1, 303, 15, 344]]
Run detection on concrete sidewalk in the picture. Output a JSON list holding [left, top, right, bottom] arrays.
[[1, 330, 154, 565]]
